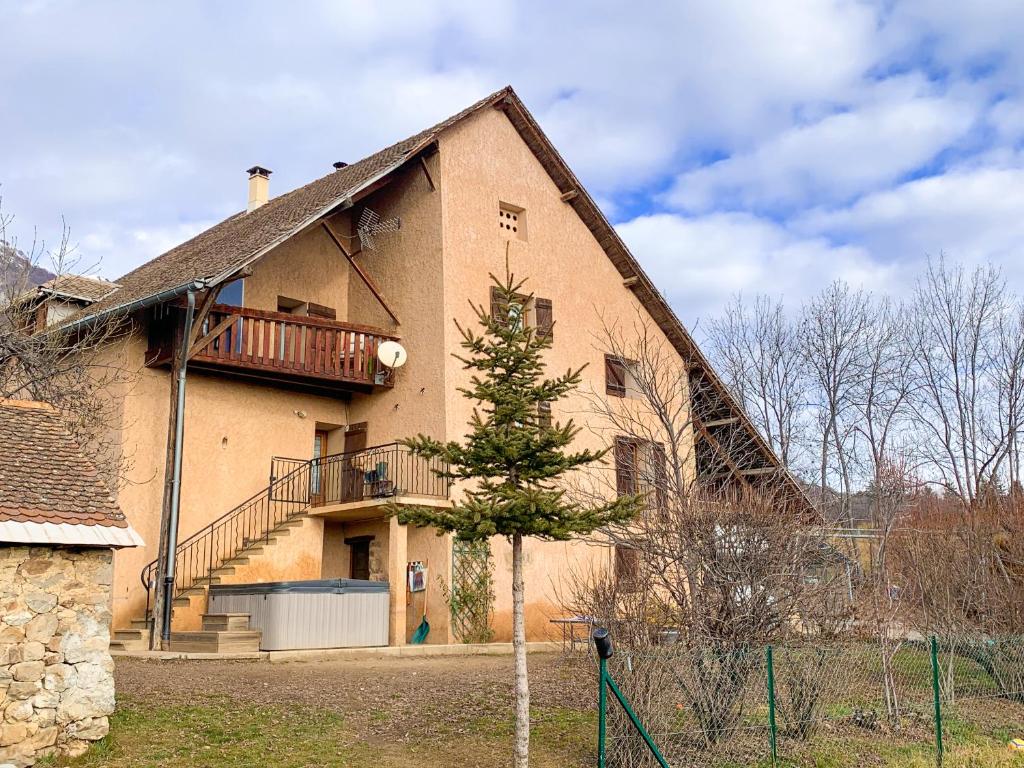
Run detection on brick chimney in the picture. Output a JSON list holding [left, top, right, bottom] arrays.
[[246, 166, 271, 212]]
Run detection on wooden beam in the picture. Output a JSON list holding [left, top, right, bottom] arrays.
[[704, 417, 740, 428], [693, 416, 753, 492], [739, 467, 779, 477], [321, 220, 401, 325], [560, 189, 578, 203], [187, 286, 222, 349], [419, 156, 436, 192], [188, 314, 236, 360], [623, 276, 639, 288]]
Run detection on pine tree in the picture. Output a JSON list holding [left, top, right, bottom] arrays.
[[396, 267, 642, 768]]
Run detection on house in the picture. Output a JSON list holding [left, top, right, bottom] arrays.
[[0, 399, 142, 767], [49, 86, 803, 651]]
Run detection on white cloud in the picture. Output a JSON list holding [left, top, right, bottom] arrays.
[[617, 212, 893, 326], [667, 82, 978, 213]]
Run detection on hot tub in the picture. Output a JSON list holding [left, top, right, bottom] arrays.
[[208, 579, 389, 651]]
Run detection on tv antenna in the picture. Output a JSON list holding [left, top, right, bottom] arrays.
[[357, 207, 401, 251]]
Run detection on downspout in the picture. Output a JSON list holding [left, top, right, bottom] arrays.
[[160, 288, 197, 645]]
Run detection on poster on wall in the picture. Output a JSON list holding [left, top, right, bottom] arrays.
[[407, 561, 427, 592]]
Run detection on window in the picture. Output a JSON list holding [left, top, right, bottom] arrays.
[[490, 288, 554, 337], [614, 436, 668, 513], [219, 279, 244, 307], [499, 201, 527, 241], [605, 355, 628, 397]]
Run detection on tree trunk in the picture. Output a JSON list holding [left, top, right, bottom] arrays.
[[512, 532, 530, 768]]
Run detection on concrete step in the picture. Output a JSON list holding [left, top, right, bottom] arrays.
[[172, 596, 194, 608], [201, 613, 250, 632], [211, 565, 236, 577], [224, 555, 251, 566], [130, 618, 150, 630], [193, 575, 223, 586], [111, 627, 151, 651], [167, 630, 262, 654], [268, 528, 291, 539]]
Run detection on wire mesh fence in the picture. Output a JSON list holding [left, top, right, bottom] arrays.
[[600, 635, 1024, 766]]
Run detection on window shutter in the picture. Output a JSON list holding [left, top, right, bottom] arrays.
[[535, 297, 553, 341], [490, 286, 508, 328], [614, 436, 636, 496], [538, 401, 552, 429], [605, 355, 627, 397], [615, 545, 639, 587], [652, 443, 668, 513]]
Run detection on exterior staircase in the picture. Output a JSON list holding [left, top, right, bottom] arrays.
[[128, 455, 317, 643], [111, 614, 262, 654]]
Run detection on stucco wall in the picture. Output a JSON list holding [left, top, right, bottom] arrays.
[[0, 546, 116, 767], [110, 327, 350, 628], [437, 107, 695, 641], [242, 225, 350, 318]]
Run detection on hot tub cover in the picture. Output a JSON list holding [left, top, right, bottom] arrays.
[[209, 578, 388, 596]]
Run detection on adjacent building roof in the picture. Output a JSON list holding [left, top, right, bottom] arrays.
[[0, 400, 142, 547], [38, 274, 120, 303]]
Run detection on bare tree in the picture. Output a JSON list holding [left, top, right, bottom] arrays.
[[906, 258, 1015, 504], [705, 294, 808, 471], [799, 282, 872, 523], [0, 199, 133, 484]]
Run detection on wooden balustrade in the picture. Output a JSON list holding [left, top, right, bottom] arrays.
[[148, 304, 398, 391]]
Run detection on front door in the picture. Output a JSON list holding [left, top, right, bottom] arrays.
[[310, 430, 328, 506], [341, 423, 368, 502], [347, 536, 372, 580]]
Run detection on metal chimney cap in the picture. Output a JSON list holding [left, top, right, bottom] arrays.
[[246, 166, 272, 178]]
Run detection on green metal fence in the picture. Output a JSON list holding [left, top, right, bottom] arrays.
[[595, 631, 1024, 767]]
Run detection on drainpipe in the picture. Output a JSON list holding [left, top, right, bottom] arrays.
[[160, 289, 197, 645]]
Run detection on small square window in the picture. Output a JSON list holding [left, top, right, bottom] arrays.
[[499, 202, 526, 241]]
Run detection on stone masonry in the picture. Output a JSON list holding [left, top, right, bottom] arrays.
[[0, 546, 115, 767]]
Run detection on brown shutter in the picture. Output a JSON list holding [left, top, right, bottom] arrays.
[[652, 443, 668, 513], [605, 355, 627, 397], [490, 286, 508, 328], [615, 545, 639, 587], [535, 297, 553, 340], [538, 401, 552, 429], [614, 436, 636, 496]]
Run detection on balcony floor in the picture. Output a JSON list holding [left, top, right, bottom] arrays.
[[308, 495, 451, 522]]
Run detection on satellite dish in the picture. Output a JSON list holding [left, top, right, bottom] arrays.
[[378, 340, 408, 369]]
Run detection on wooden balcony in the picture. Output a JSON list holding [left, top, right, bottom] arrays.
[[146, 304, 398, 396]]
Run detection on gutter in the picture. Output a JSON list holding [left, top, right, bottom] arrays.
[[59, 278, 208, 334], [159, 288, 197, 646]]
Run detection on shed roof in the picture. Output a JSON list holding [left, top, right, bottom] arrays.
[[0, 400, 142, 547]]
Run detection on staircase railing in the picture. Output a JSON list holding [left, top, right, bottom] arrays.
[[141, 457, 314, 619], [140, 443, 450, 620]]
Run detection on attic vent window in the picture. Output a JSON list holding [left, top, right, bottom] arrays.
[[499, 202, 526, 241]]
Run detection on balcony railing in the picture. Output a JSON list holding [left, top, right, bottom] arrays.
[[309, 442, 449, 507], [148, 304, 398, 392]]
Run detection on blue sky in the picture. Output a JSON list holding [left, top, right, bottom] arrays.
[[4, 1, 1024, 326]]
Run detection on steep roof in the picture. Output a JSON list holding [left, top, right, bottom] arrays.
[[0, 400, 142, 547], [73, 88, 513, 323], [69, 85, 808, 509]]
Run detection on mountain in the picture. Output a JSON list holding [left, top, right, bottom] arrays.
[[0, 242, 57, 294]]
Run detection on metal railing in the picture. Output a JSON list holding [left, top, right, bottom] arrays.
[[141, 443, 449, 618], [310, 442, 449, 506]]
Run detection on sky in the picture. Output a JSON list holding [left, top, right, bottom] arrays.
[[4, 1, 1024, 328]]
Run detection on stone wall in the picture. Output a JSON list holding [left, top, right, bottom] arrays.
[[0, 546, 115, 767]]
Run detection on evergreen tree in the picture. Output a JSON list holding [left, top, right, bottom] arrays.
[[396, 268, 642, 767]]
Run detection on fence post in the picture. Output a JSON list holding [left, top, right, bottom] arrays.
[[766, 644, 779, 766], [930, 635, 944, 767], [598, 653, 607, 768]]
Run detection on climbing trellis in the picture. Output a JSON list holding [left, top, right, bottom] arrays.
[[447, 539, 495, 643]]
